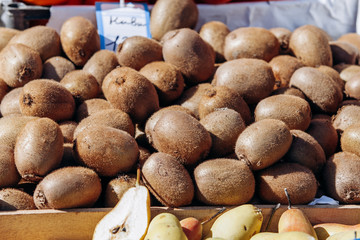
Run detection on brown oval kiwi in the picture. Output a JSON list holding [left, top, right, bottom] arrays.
[[254, 95, 311, 131], [224, 27, 280, 61], [116, 36, 163, 71], [322, 151, 360, 203], [0, 27, 20, 51], [150, 0, 198, 41], [60, 16, 100, 66], [345, 74, 360, 99], [142, 152, 194, 207], [332, 105, 360, 133], [213, 58, 275, 105], [75, 98, 113, 123], [334, 64, 360, 82], [83, 49, 119, 87], [235, 119, 292, 171], [74, 125, 139, 177], [194, 158, 255, 205], [271, 87, 306, 99], [338, 33, 360, 52], [340, 123, 360, 157], [73, 108, 135, 139], [19, 79, 76, 122], [0, 43, 43, 88], [140, 61, 185, 106], [0, 188, 36, 210], [306, 118, 338, 158], [283, 129, 326, 174], [269, 55, 305, 89], [200, 108, 246, 158], [317, 65, 345, 91], [198, 85, 252, 124], [289, 67, 343, 113], [330, 41, 359, 65], [269, 27, 292, 54], [42, 56, 75, 81], [60, 70, 100, 104], [33, 166, 102, 209], [0, 87, 22, 117], [199, 21, 230, 63], [102, 67, 159, 124], [162, 28, 215, 84], [0, 78, 9, 104], [151, 110, 212, 166], [104, 174, 137, 207], [14, 117, 64, 181], [0, 145, 20, 188], [9, 25, 61, 61], [59, 121, 78, 143], [256, 162, 318, 204], [289, 25, 332, 67]]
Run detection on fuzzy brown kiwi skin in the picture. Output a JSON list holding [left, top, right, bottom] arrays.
[[0, 145, 20, 188], [0, 188, 36, 210], [269, 27, 292, 54], [75, 98, 113, 123], [0, 87, 22, 117], [0, 78, 9, 104], [104, 174, 137, 207], [269, 55, 304, 89], [332, 105, 360, 134], [42, 56, 75, 82]]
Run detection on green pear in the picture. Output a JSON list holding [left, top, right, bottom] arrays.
[[144, 213, 188, 240], [208, 204, 263, 240], [250, 231, 316, 240], [326, 230, 360, 240]]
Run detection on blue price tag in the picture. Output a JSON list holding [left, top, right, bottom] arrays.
[[95, 2, 151, 52]]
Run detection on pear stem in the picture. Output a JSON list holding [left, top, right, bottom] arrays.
[[201, 207, 226, 225], [265, 203, 281, 232], [136, 167, 140, 188], [284, 188, 292, 209]]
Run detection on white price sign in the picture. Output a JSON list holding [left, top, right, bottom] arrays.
[[95, 2, 151, 52]]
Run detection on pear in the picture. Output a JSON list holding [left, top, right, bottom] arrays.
[[92, 169, 150, 240], [207, 204, 263, 240], [250, 231, 316, 240], [326, 230, 360, 240], [144, 212, 188, 240], [314, 223, 360, 240]]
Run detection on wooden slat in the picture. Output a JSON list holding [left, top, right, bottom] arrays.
[[0, 205, 360, 240]]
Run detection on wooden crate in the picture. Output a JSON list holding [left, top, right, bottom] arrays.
[[1, 205, 360, 239]]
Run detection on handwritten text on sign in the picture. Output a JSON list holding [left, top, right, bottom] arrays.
[[96, 2, 151, 51]]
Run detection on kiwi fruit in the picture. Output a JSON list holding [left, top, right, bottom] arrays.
[[60, 70, 100, 104], [340, 123, 360, 157], [338, 33, 360, 52], [150, 0, 198, 41], [289, 25, 332, 67], [42, 56, 75, 81], [60, 16, 100, 67], [75, 98, 113, 123], [213, 58, 275, 104], [199, 21, 230, 63], [0, 87, 22, 117], [330, 41, 359, 65], [83, 49, 119, 87], [194, 158, 255, 205], [200, 108, 246, 158], [271, 87, 306, 99], [142, 152, 194, 207], [0, 43, 43, 88], [322, 151, 360, 203], [151, 110, 212, 166], [235, 119, 292, 171], [289, 67, 343, 113], [256, 162, 318, 205], [269, 55, 304, 89], [102, 67, 159, 124], [140, 61, 185, 106], [74, 125, 139, 177], [198, 85, 252, 124], [306, 118, 338, 158], [162, 28, 215, 84], [317, 65, 344, 91], [175, 83, 212, 119], [14, 117, 64, 181], [0, 188, 36, 210], [269, 27, 292, 54], [104, 174, 137, 207], [60, 143, 76, 168], [0, 27, 20, 51], [283, 129, 326, 174], [73, 108, 135, 139], [59, 121, 78, 143], [0, 145, 20, 188], [33, 166, 102, 209], [9, 25, 61, 61], [334, 64, 360, 82], [0, 78, 9, 104], [138, 145, 152, 168], [254, 95, 312, 131], [332, 104, 360, 133], [345, 74, 360, 99], [116, 36, 163, 71], [19, 79, 76, 122]]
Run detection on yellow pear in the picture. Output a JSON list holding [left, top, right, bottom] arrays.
[[93, 170, 151, 240], [144, 212, 188, 240], [250, 231, 316, 240], [326, 230, 360, 240], [208, 204, 263, 240], [314, 223, 360, 240]]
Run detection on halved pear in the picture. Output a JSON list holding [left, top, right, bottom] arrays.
[[92, 183, 151, 240]]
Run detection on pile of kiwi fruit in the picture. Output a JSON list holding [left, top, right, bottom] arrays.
[[2, 0, 360, 211]]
